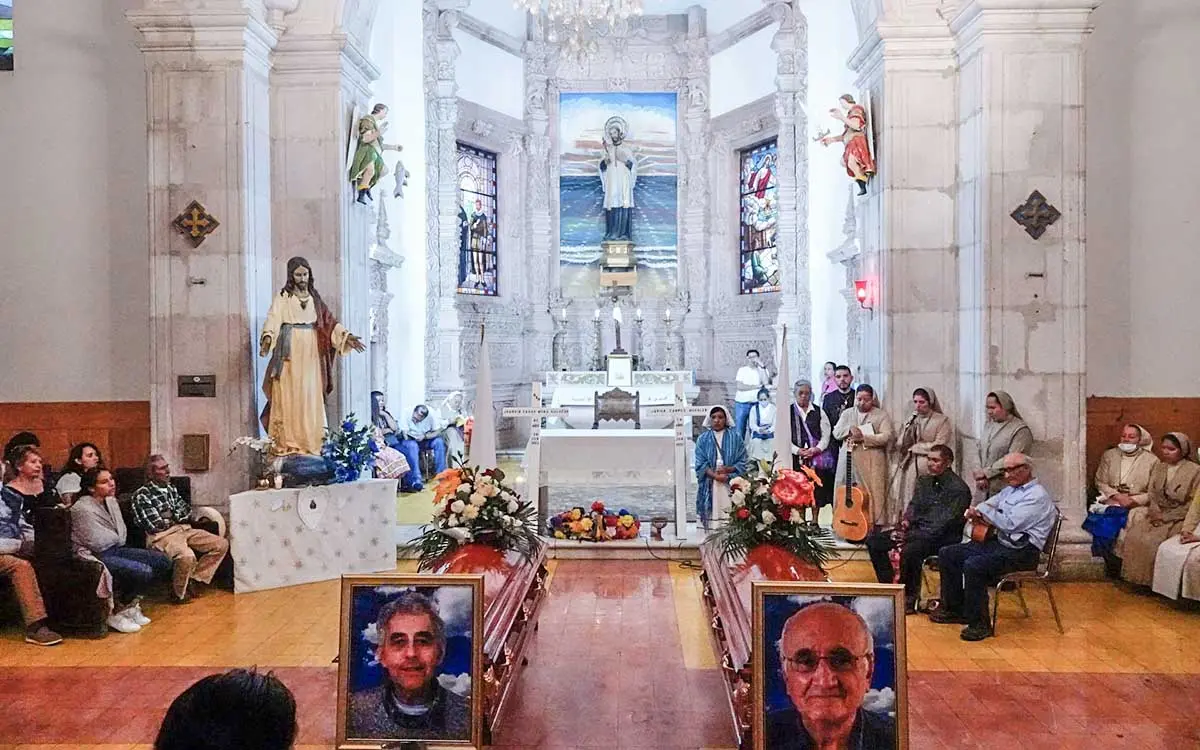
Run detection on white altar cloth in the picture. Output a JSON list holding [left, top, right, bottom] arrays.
[[543, 371, 699, 430], [535, 428, 683, 485], [229, 479, 397, 593]]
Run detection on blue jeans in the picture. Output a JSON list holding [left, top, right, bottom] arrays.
[[937, 540, 1040, 628], [96, 546, 172, 605], [397, 436, 448, 490], [733, 401, 754, 440]]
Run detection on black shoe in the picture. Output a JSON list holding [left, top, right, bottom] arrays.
[[356, 190, 368, 204], [960, 624, 993, 642], [857, 179, 868, 196], [929, 610, 969, 625], [904, 598, 918, 615]]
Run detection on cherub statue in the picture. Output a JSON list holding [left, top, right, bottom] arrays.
[[815, 94, 876, 196]]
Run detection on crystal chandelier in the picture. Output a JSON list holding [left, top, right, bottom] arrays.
[[514, 0, 644, 59]]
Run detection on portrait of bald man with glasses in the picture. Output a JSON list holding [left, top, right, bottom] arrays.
[[765, 601, 897, 749]]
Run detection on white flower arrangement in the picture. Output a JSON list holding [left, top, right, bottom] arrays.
[[229, 435, 276, 454]]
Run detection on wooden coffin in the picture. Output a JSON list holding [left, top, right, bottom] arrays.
[[430, 539, 550, 741], [698, 538, 827, 749]]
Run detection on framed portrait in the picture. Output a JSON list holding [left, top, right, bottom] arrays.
[[336, 574, 485, 750], [752, 582, 908, 750]]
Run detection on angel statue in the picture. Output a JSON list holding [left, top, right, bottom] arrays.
[[815, 94, 877, 196], [349, 103, 403, 205], [598, 116, 638, 242]]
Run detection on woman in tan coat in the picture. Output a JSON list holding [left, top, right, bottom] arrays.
[[1117, 432, 1200, 586], [833, 384, 895, 528], [1095, 424, 1158, 509], [889, 387, 954, 515], [1151, 490, 1200, 601], [973, 391, 1035, 498]]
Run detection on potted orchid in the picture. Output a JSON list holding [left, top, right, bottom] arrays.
[[713, 461, 834, 572], [403, 465, 540, 571], [228, 435, 277, 489]]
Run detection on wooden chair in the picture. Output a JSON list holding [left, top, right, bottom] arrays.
[[593, 388, 640, 430], [991, 513, 1065, 634]]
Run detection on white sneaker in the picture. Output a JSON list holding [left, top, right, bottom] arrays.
[[107, 611, 142, 633], [129, 601, 151, 626]]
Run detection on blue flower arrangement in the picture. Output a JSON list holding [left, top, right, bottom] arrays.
[[321, 413, 377, 483]]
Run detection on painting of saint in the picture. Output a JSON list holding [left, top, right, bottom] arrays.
[[455, 144, 499, 297], [740, 140, 781, 294]]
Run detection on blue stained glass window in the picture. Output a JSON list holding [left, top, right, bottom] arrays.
[[738, 140, 780, 295], [456, 143, 499, 297]]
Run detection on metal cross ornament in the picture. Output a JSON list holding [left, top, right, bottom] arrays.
[[172, 200, 220, 247], [1010, 190, 1061, 240]]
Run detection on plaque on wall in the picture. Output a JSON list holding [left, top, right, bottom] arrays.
[[181, 434, 210, 472], [177, 375, 216, 398]]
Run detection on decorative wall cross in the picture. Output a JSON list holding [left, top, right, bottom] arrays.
[[172, 200, 220, 247], [1010, 190, 1061, 240]]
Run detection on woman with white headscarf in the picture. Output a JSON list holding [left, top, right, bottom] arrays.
[[1095, 424, 1159, 509], [1117, 432, 1200, 586], [889, 387, 954, 516], [438, 391, 468, 464], [972, 391, 1034, 498], [694, 405, 749, 531], [832, 384, 895, 527]]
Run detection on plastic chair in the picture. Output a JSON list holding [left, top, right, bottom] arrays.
[[991, 513, 1065, 634]]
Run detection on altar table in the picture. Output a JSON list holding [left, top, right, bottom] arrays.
[[535, 428, 681, 485], [228, 479, 397, 593], [543, 370, 699, 430]]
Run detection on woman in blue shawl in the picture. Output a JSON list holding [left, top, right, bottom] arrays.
[[695, 405, 749, 531]]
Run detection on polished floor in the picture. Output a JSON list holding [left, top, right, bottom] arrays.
[[2, 559, 1199, 749]]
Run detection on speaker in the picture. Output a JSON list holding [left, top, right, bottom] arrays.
[[181, 434, 210, 472]]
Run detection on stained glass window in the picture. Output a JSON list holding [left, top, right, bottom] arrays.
[[0, 1, 13, 72], [738, 140, 780, 294], [456, 143, 499, 297]]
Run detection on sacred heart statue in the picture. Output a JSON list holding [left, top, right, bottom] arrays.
[[297, 487, 329, 532]]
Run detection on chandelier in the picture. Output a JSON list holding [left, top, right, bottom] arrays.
[[514, 0, 644, 59]]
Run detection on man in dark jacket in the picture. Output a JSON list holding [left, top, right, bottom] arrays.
[[866, 444, 971, 611]]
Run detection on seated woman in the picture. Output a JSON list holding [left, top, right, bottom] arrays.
[[1152, 488, 1200, 601], [746, 387, 776, 463], [370, 391, 404, 450], [70, 467, 172, 633], [370, 426, 410, 482], [3, 446, 61, 521], [54, 442, 105, 505], [1115, 432, 1200, 587], [1085, 425, 1159, 570], [439, 391, 469, 465], [395, 405, 448, 493]]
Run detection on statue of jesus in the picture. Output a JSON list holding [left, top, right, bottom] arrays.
[[259, 257, 366, 456], [598, 116, 637, 242]]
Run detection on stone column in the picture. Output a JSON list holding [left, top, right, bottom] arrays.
[[128, 3, 277, 509], [424, 1, 466, 393], [770, 2, 811, 379], [271, 29, 379, 426], [848, 11, 959, 419], [523, 35, 556, 386], [369, 244, 404, 394], [679, 8, 713, 376], [951, 0, 1098, 574]]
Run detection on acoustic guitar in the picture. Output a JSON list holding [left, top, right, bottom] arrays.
[[833, 442, 871, 542], [965, 515, 996, 543]]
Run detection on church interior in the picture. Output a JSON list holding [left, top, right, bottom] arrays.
[[2, 0, 1200, 748]]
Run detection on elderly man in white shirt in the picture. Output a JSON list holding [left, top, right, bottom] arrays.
[[733, 348, 771, 440], [931, 452, 1058, 642]]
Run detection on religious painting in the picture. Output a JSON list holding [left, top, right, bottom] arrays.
[[456, 143, 499, 297], [739, 139, 781, 295], [0, 1, 13, 72], [559, 91, 678, 298], [752, 582, 908, 750], [336, 575, 485, 749]]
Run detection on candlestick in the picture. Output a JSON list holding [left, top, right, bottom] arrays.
[[593, 308, 600, 321], [560, 307, 567, 321], [635, 307, 643, 322], [664, 308, 671, 322]]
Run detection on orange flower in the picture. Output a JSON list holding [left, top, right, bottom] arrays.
[[432, 469, 463, 503], [772, 469, 815, 508], [798, 464, 823, 488]]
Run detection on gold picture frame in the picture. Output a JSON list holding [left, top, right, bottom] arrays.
[[752, 581, 908, 750], [336, 574, 486, 750]]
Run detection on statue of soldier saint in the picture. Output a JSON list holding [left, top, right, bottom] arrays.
[[598, 116, 638, 254], [259, 257, 366, 456]]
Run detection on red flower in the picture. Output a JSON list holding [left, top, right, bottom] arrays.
[[736, 507, 751, 520], [591, 500, 606, 513], [772, 470, 815, 508], [604, 515, 619, 527]]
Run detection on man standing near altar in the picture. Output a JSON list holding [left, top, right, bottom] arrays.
[[733, 349, 771, 440], [259, 256, 366, 456]]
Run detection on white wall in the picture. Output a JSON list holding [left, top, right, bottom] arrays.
[[1086, 0, 1200, 396], [0, 0, 148, 402], [710, 26, 775, 117], [453, 30, 523, 120]]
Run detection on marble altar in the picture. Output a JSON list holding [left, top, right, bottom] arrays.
[[543, 370, 699, 430]]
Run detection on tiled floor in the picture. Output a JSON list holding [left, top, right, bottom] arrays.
[[3, 560, 1199, 749]]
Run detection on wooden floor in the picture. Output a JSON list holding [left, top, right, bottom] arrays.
[[3, 560, 1199, 749]]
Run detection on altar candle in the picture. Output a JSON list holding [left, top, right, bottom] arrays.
[[664, 308, 672, 322], [636, 307, 643, 321], [560, 307, 567, 321], [594, 309, 600, 321]]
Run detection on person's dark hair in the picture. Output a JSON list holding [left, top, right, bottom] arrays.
[[855, 384, 875, 397], [375, 592, 447, 657], [280, 256, 324, 307], [1163, 433, 1183, 453], [9, 445, 42, 470], [834, 365, 852, 375], [757, 387, 771, 400], [929, 444, 954, 463], [65, 442, 104, 474], [824, 361, 836, 369], [913, 388, 931, 402], [79, 466, 112, 497], [746, 348, 760, 357], [4, 431, 40, 462], [154, 668, 297, 750], [371, 391, 386, 427]]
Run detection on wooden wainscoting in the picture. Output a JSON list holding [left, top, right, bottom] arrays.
[[0, 402, 151, 471], [1087, 397, 1200, 485]]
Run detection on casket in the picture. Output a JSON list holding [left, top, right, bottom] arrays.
[[430, 539, 550, 741], [698, 538, 827, 749]]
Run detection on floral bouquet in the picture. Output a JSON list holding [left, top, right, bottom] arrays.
[[228, 435, 276, 486], [403, 466, 540, 571], [548, 501, 640, 542], [321, 413, 376, 484], [713, 462, 834, 570]]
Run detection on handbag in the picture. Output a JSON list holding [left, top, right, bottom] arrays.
[[797, 407, 835, 470]]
